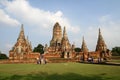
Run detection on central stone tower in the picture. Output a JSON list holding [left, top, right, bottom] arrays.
[[50, 22, 62, 47], [44, 22, 73, 58]]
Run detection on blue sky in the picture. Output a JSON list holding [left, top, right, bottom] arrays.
[[0, 0, 120, 55]]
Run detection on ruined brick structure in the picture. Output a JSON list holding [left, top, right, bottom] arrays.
[[78, 28, 112, 62], [9, 24, 40, 60], [44, 22, 111, 62], [80, 37, 89, 61], [9, 22, 111, 63], [44, 22, 74, 58]]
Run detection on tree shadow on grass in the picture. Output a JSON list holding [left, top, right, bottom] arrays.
[[80, 62, 120, 66], [0, 72, 104, 80]]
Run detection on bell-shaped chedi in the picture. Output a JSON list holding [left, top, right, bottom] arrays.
[[50, 22, 62, 47], [17, 24, 26, 41], [9, 24, 33, 60], [95, 28, 112, 61], [81, 36, 89, 61], [81, 36, 88, 53], [61, 26, 71, 58], [96, 28, 107, 52], [61, 26, 71, 52], [45, 23, 72, 58]]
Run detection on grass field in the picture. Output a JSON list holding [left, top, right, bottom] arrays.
[[0, 63, 120, 80]]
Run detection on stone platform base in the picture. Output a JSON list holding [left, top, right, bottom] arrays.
[[46, 58, 78, 63], [0, 59, 37, 64], [0, 58, 79, 64]]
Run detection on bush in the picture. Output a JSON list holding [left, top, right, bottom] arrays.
[[112, 47, 120, 56], [0, 53, 8, 59]]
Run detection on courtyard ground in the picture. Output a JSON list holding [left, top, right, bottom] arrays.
[[0, 62, 120, 80]]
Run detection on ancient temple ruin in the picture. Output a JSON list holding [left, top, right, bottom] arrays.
[[44, 22, 74, 58], [9, 24, 40, 60], [44, 22, 112, 62], [9, 22, 111, 63], [78, 28, 112, 62]]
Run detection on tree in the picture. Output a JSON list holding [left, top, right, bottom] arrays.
[[74, 47, 81, 52], [33, 44, 44, 54], [112, 47, 120, 56], [0, 51, 8, 59]]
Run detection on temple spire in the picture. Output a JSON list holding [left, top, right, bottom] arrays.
[[96, 28, 107, 52], [26, 36, 29, 44], [61, 26, 71, 51], [21, 24, 24, 32], [27, 36, 28, 40], [98, 28, 104, 43], [81, 36, 88, 53], [50, 22, 62, 47], [17, 24, 25, 41], [29, 41, 32, 50], [63, 26, 67, 39]]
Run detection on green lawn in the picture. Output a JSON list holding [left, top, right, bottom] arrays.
[[109, 60, 120, 63], [0, 63, 120, 80]]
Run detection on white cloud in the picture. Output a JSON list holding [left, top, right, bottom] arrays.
[[0, 0, 80, 55], [82, 15, 120, 51], [0, 0, 119, 54], [99, 15, 111, 23], [5, 43, 13, 49], [0, 9, 20, 27], [99, 21, 120, 49], [0, 43, 13, 56], [0, 0, 80, 33]]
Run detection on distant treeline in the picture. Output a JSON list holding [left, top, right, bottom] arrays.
[[0, 51, 8, 59], [112, 47, 120, 56]]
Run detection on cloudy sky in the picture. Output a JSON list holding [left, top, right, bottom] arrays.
[[0, 0, 120, 55]]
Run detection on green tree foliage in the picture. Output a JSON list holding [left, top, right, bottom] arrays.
[[112, 47, 120, 56], [74, 47, 81, 52], [0, 51, 8, 59], [33, 44, 44, 54]]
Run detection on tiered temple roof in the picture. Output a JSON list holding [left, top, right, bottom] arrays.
[[81, 36, 88, 53], [96, 28, 107, 52]]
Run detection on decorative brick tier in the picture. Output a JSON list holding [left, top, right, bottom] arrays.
[[0, 59, 37, 64]]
